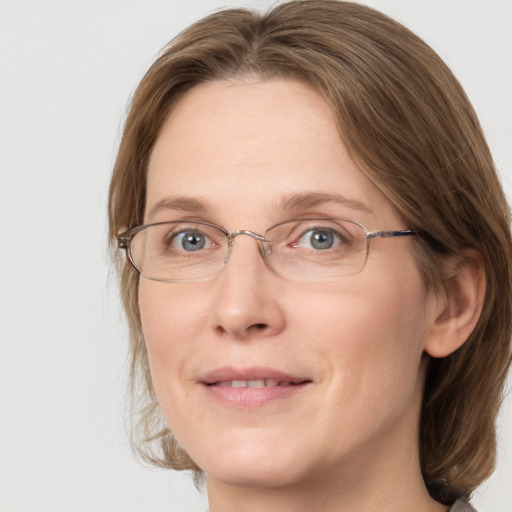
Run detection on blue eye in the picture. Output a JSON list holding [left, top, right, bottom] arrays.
[[172, 230, 209, 252], [297, 228, 341, 250]]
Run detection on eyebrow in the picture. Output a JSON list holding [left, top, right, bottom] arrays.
[[147, 196, 209, 219], [278, 192, 374, 215]]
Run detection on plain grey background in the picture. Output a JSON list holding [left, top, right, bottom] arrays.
[[0, 1, 510, 510]]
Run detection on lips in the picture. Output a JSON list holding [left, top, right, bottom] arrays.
[[201, 366, 310, 386], [213, 379, 303, 388], [199, 366, 311, 407]]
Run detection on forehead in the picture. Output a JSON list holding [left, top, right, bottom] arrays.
[[146, 79, 399, 228]]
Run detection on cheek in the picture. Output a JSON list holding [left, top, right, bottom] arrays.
[[138, 281, 206, 398], [298, 268, 429, 410]]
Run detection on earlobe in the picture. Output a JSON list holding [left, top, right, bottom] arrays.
[[424, 249, 486, 358]]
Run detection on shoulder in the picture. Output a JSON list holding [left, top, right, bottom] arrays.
[[448, 499, 477, 512]]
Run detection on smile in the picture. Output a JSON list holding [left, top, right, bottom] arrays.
[[211, 379, 304, 388], [200, 366, 312, 407]]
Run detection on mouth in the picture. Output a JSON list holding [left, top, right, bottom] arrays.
[[199, 367, 312, 407], [210, 379, 308, 388], [200, 366, 311, 386]]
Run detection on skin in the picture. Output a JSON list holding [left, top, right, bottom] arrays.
[[139, 78, 454, 512]]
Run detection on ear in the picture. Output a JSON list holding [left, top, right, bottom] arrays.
[[424, 249, 486, 358]]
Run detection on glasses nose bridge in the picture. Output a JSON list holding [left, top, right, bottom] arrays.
[[225, 229, 269, 264], [228, 229, 266, 243]]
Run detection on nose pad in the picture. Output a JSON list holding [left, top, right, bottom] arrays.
[[224, 242, 233, 265]]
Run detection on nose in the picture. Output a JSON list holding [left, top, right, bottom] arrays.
[[209, 233, 286, 340]]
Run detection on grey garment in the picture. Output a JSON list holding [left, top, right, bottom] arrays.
[[449, 499, 477, 512]]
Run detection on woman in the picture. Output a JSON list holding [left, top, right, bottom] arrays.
[[109, 1, 512, 510]]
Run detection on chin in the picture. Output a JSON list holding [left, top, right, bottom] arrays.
[[205, 461, 305, 490], [189, 434, 310, 489]]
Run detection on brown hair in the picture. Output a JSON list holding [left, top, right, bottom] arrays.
[[108, 0, 512, 502]]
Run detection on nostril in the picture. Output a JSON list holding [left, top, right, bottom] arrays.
[[254, 323, 267, 330]]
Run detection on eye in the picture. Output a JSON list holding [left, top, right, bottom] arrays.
[[171, 230, 210, 252], [296, 228, 341, 250]]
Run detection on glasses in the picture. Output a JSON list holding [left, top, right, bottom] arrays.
[[117, 218, 416, 283]]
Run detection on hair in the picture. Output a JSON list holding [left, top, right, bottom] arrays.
[[108, 0, 512, 504]]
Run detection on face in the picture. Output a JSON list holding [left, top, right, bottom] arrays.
[[140, 79, 436, 491]]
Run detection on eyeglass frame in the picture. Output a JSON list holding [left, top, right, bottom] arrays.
[[117, 218, 416, 283]]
